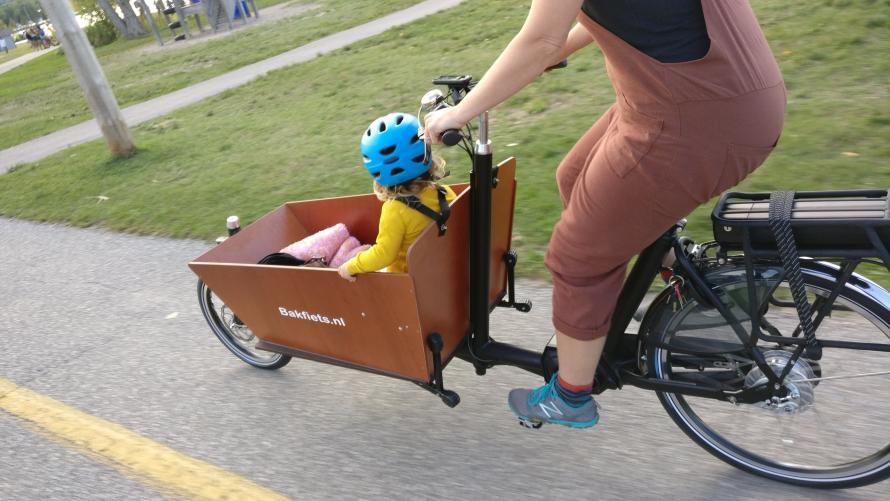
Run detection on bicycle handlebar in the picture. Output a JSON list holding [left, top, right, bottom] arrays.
[[428, 61, 565, 148], [441, 129, 463, 146], [425, 75, 478, 147]]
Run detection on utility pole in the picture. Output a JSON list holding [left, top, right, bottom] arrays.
[[38, 0, 135, 159]]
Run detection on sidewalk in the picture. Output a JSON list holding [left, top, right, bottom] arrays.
[[0, 0, 463, 175], [0, 46, 58, 76]]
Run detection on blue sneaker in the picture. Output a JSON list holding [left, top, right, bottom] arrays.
[[508, 375, 600, 429]]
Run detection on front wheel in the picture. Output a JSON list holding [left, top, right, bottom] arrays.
[[645, 262, 890, 488], [197, 280, 291, 370]]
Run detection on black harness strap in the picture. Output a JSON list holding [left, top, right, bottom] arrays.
[[768, 191, 822, 360], [397, 185, 450, 236]]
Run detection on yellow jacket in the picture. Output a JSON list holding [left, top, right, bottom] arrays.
[[346, 184, 457, 274]]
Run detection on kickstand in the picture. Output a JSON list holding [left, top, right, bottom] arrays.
[[415, 333, 460, 408], [496, 250, 532, 312]]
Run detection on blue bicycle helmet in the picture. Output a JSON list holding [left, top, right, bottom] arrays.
[[361, 113, 431, 187]]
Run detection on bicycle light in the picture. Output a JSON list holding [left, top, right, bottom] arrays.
[[420, 89, 445, 111]]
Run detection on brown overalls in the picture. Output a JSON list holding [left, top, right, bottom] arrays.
[[546, 1, 786, 340]]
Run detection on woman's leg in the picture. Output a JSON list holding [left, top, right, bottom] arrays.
[[555, 331, 604, 386], [549, 107, 618, 387], [507, 110, 630, 427], [509, 116, 692, 426], [546, 258, 627, 391], [555, 106, 617, 207]]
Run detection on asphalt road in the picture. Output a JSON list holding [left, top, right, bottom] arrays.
[[1, 216, 887, 500]]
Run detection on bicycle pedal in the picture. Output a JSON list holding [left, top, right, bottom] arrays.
[[517, 417, 543, 429]]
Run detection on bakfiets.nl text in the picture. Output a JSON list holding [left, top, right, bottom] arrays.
[[278, 307, 346, 327]]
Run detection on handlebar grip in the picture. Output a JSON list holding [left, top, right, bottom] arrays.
[[441, 129, 463, 146]]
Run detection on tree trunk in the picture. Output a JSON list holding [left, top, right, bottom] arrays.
[[95, 0, 146, 39], [95, 0, 127, 34], [116, 0, 146, 38], [39, 0, 135, 159]]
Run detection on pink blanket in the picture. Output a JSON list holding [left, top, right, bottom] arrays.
[[280, 224, 369, 267]]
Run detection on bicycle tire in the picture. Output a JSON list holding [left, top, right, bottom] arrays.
[[645, 261, 890, 488], [197, 280, 291, 370]]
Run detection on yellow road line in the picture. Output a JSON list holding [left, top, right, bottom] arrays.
[[0, 378, 290, 501]]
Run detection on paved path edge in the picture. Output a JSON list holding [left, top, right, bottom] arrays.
[[0, 0, 464, 174]]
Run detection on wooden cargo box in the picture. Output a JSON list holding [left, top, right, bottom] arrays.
[[190, 158, 518, 383]]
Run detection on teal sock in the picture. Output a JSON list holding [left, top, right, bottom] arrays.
[[555, 375, 593, 408]]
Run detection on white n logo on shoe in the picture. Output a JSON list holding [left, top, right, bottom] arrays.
[[538, 401, 564, 419]]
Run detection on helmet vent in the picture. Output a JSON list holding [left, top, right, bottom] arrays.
[[362, 155, 370, 163], [378, 121, 387, 133], [412, 154, 425, 164], [379, 145, 396, 155], [390, 168, 405, 176], [365, 128, 371, 137], [395, 115, 405, 125], [410, 134, 420, 144], [383, 156, 399, 165], [372, 172, 381, 178]]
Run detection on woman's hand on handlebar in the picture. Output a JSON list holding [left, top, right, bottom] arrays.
[[423, 107, 468, 145]]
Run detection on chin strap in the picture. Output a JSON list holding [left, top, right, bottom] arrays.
[[396, 185, 451, 236]]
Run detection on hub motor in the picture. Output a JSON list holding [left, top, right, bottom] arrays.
[[744, 350, 816, 414], [221, 305, 254, 342]]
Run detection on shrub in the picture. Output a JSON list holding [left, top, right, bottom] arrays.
[[84, 18, 118, 48]]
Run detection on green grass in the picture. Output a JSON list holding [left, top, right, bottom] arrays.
[[255, 0, 294, 8], [1, 0, 888, 282], [0, 0, 421, 150], [0, 37, 153, 148], [0, 45, 40, 66]]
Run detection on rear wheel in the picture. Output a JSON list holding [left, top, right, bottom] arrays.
[[197, 280, 291, 370], [646, 262, 890, 488]]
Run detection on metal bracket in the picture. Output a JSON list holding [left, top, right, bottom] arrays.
[[496, 251, 532, 312], [420, 333, 460, 407]]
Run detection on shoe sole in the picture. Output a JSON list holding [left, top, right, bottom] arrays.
[[508, 403, 600, 429]]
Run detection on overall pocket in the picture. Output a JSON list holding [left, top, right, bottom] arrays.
[[603, 103, 664, 178]]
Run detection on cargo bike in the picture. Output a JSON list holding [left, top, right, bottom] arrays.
[[191, 75, 890, 489]]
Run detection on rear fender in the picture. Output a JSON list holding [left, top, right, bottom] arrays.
[[801, 259, 890, 320], [636, 259, 890, 370]]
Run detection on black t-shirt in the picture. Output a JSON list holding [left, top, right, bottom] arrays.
[[581, 0, 710, 63]]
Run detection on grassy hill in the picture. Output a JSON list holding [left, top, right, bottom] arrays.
[[0, 0, 888, 278], [0, 0, 419, 150]]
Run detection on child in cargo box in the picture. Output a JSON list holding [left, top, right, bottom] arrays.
[[337, 113, 456, 281]]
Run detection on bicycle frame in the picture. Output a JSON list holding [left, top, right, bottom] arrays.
[[452, 111, 697, 395], [450, 111, 890, 408]]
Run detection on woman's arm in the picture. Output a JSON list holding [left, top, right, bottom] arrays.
[[553, 23, 595, 65], [425, 0, 584, 140]]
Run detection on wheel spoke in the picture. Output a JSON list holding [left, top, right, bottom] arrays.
[[197, 280, 289, 369], [648, 265, 890, 487], [795, 369, 890, 383]]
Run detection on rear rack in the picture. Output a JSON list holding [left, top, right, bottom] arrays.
[[712, 189, 890, 268]]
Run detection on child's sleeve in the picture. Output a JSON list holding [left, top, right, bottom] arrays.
[[444, 184, 457, 203], [345, 202, 405, 274]]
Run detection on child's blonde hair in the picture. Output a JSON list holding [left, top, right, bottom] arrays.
[[372, 155, 448, 201]]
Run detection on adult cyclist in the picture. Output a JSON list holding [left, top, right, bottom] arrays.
[[425, 0, 785, 428]]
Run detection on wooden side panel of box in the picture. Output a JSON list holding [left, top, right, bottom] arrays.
[[190, 262, 430, 381]]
